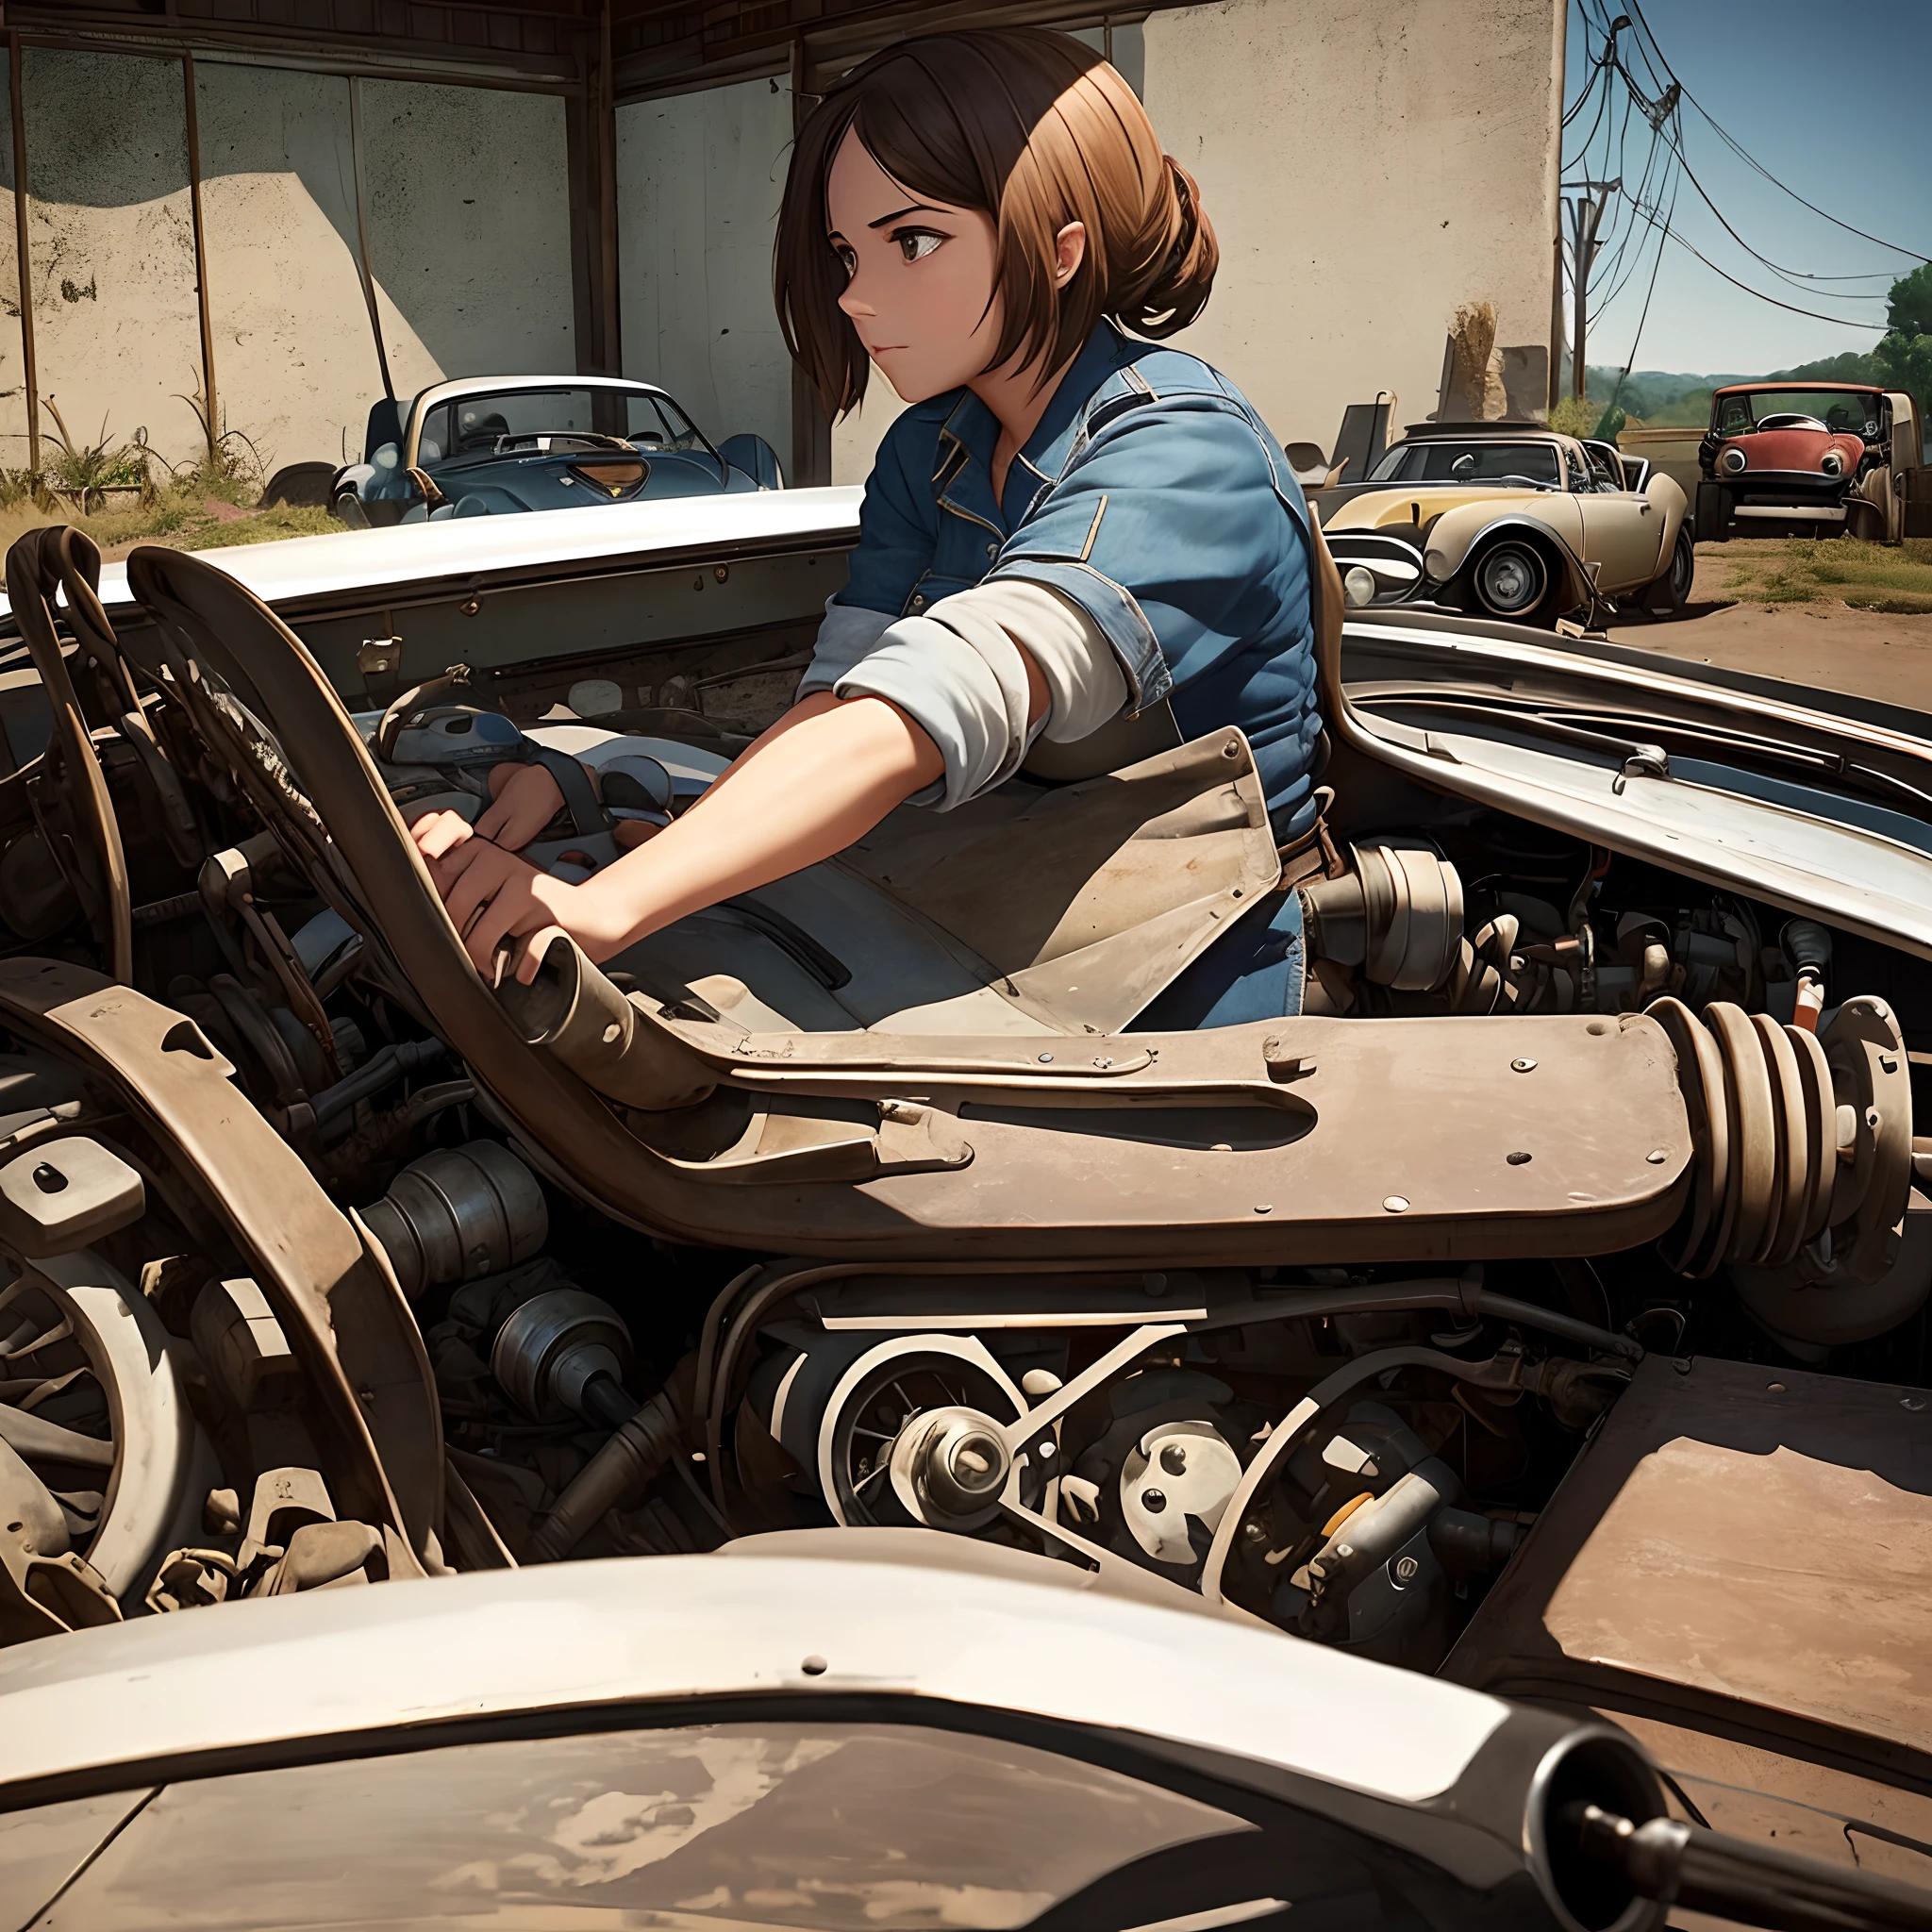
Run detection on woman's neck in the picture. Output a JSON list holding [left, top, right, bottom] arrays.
[[971, 345, 1078, 504]]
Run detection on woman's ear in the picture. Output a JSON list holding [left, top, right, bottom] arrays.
[[1053, 220, 1088, 286]]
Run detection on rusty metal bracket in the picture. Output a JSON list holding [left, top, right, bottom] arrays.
[[0, 958, 443, 1574]]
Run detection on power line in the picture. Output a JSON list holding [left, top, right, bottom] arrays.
[[1659, 226, 1892, 330], [1622, 58, 1897, 302], [1603, 159, 1681, 415], [1625, 0, 1929, 264]]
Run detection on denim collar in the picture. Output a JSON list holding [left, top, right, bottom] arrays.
[[935, 323, 1132, 534]]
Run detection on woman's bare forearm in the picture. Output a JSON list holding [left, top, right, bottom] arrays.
[[570, 691, 944, 958]]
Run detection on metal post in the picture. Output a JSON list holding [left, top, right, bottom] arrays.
[[1567, 178, 1619, 403], [788, 33, 830, 487], [347, 75, 396, 407], [596, 0, 620, 374], [1548, 230, 1564, 412], [8, 29, 37, 473], [181, 50, 219, 464]]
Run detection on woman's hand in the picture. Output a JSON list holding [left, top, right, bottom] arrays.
[[475, 761, 569, 850], [425, 835, 633, 982]]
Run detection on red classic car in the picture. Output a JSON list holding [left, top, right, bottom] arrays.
[[1697, 380, 1899, 541]]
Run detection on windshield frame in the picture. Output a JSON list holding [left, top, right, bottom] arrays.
[[1366, 437, 1563, 489], [407, 383, 721, 469]]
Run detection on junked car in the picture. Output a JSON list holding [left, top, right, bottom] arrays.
[[7, 1535, 1928, 1932], [1698, 381, 1923, 545], [330, 374, 784, 527], [2, 497, 1931, 1903], [1319, 423, 1693, 625]]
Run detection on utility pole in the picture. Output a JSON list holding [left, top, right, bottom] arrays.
[[1564, 178, 1620, 402]]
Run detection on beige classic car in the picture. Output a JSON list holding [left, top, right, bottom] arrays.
[[1318, 423, 1693, 625]]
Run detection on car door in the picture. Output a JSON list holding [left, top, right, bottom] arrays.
[[1574, 444, 1662, 590]]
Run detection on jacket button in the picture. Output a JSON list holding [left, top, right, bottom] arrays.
[[986, 542, 997, 558], [911, 594, 925, 609]]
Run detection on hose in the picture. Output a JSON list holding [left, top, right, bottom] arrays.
[[525, 1354, 694, 1563]]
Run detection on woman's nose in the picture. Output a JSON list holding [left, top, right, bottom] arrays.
[[837, 280, 875, 320]]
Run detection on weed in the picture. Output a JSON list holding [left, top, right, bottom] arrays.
[[40, 396, 153, 514]]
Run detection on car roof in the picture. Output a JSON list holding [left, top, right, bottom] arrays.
[[0, 487, 866, 630], [1712, 381, 1886, 396], [1395, 421, 1561, 441], [0, 1535, 1508, 1807], [408, 372, 678, 414]]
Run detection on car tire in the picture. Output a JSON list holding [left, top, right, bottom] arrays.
[[1470, 537, 1555, 623], [1647, 525, 1696, 616]]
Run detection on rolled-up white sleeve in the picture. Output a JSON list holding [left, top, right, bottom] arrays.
[[824, 580, 1126, 810], [797, 599, 896, 698]]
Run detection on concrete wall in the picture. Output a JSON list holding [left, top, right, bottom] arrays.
[[0, 49, 576, 478], [192, 64, 391, 475], [18, 48, 205, 469], [616, 77, 792, 465], [1141, 0, 1562, 449], [0, 53, 26, 465]]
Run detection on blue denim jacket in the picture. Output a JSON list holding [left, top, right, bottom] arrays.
[[838, 322, 1322, 841]]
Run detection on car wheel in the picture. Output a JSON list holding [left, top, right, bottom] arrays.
[[1647, 525, 1695, 615], [1472, 538, 1552, 621]]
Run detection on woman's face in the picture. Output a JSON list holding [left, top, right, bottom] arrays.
[[826, 127, 1002, 405]]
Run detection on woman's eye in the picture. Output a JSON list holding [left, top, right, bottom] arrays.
[[895, 228, 945, 263], [832, 243, 857, 277]]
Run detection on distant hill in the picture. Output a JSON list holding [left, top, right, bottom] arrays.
[[1583, 351, 1888, 427]]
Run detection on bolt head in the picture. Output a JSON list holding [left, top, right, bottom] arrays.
[[1141, 1488, 1168, 1513], [1511, 1058, 1537, 1073], [1383, 1195, 1410, 1213]]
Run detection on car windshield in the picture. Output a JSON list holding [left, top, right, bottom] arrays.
[[1714, 391, 1882, 438], [24, 1720, 1466, 1928], [415, 387, 709, 464], [1367, 440, 1560, 487]]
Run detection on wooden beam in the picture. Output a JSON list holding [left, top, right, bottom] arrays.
[[181, 49, 220, 465], [7, 27, 36, 473]]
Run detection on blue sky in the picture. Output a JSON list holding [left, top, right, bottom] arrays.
[[1564, 0, 1930, 375]]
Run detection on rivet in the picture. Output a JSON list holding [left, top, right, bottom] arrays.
[[1383, 1194, 1409, 1213], [1038, 1052, 1055, 1063], [459, 595, 480, 617], [1242, 1520, 1267, 1544], [1506, 1150, 1532, 1166], [1254, 1202, 1273, 1213], [1212, 1141, 1233, 1153], [800, 1655, 828, 1676], [1222, 741, 1239, 758], [1646, 1148, 1669, 1163], [1141, 1489, 1168, 1513], [1511, 1058, 1537, 1073], [714, 565, 729, 582], [601, 1022, 623, 1044], [1766, 1381, 1786, 1394]]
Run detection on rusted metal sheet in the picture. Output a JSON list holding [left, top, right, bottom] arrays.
[[0, 959, 442, 1574], [1444, 1355, 1932, 1787]]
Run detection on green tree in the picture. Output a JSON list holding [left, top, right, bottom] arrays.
[[1876, 262, 1932, 420]]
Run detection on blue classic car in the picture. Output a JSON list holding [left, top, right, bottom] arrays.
[[331, 373, 783, 525]]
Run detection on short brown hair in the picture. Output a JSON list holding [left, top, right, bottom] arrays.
[[775, 28, 1218, 418]]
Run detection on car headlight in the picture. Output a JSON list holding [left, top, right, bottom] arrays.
[[1821, 450, 1843, 476], [1720, 446, 1747, 475], [1343, 565, 1377, 608]]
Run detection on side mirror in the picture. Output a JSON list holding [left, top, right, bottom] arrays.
[[719, 433, 784, 491]]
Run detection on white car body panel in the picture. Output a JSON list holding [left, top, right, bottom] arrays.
[[0, 487, 867, 628], [0, 1541, 1508, 1807]]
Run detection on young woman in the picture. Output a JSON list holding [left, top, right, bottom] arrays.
[[411, 27, 1331, 1025]]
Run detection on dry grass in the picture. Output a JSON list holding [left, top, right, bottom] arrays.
[[1718, 536, 1932, 615], [0, 485, 335, 584]]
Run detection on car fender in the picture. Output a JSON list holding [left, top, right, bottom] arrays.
[[1424, 503, 1591, 610], [1644, 472, 1690, 573]]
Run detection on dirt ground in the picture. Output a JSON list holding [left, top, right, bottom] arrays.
[[1608, 546, 1932, 715]]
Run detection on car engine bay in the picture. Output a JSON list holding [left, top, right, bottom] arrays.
[[2, 525, 1928, 1689]]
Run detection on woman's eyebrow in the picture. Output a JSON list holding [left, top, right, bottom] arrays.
[[867, 202, 941, 229]]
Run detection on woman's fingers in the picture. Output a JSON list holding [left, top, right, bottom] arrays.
[[408, 808, 474, 861], [513, 924, 568, 985], [475, 763, 565, 848]]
